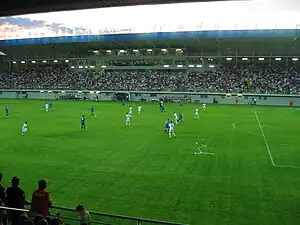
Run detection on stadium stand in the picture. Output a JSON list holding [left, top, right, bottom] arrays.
[[0, 174, 186, 225], [1, 64, 299, 94], [107, 59, 186, 66]]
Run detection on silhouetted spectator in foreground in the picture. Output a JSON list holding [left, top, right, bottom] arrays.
[[50, 218, 62, 225], [34, 215, 44, 225], [30, 180, 52, 217], [6, 176, 26, 225], [0, 199, 7, 225], [0, 173, 5, 204], [23, 218, 34, 225], [44, 217, 51, 225], [38, 218, 48, 225], [0, 173, 6, 225], [0, 215, 5, 225], [18, 214, 29, 225], [76, 205, 91, 225]]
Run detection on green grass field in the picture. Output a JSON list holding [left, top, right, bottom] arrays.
[[1, 99, 300, 225]]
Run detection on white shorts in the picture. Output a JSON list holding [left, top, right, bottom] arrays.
[[169, 128, 174, 133], [195, 113, 199, 116], [22, 127, 27, 133]]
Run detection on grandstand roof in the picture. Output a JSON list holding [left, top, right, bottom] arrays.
[[0, 0, 228, 17], [2, 37, 300, 59]]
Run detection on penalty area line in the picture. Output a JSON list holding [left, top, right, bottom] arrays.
[[254, 111, 276, 167]]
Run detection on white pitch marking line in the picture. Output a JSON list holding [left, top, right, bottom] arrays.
[[275, 164, 299, 169], [194, 143, 215, 156], [232, 121, 257, 135], [232, 122, 237, 129], [254, 111, 276, 167]]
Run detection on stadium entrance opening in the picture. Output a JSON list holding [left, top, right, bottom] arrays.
[[114, 92, 130, 101]]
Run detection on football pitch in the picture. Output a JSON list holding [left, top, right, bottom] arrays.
[[0, 99, 300, 225]]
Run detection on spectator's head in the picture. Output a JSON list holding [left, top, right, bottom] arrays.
[[76, 204, 85, 215], [18, 213, 29, 225], [11, 176, 20, 187], [44, 217, 51, 224], [50, 218, 61, 225], [38, 180, 47, 190], [38, 219, 48, 225], [34, 215, 44, 225]]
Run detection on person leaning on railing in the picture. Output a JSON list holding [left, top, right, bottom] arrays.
[[30, 180, 52, 217]]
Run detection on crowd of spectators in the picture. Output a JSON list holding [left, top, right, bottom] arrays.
[[0, 66, 96, 90], [94, 49, 185, 57], [0, 65, 299, 94], [0, 173, 91, 225], [107, 59, 186, 66]]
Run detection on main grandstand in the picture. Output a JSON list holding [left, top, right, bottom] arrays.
[[1, 39, 300, 95], [0, 1, 300, 225]]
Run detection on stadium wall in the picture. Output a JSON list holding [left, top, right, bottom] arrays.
[[0, 90, 299, 106]]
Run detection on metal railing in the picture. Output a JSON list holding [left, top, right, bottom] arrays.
[[0, 205, 188, 225]]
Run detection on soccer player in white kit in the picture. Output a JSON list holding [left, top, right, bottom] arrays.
[[129, 105, 132, 115], [202, 104, 206, 112], [137, 104, 142, 115], [125, 113, 131, 126], [21, 122, 28, 135], [45, 103, 49, 112], [168, 121, 176, 138], [173, 112, 178, 125], [194, 108, 200, 119]]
